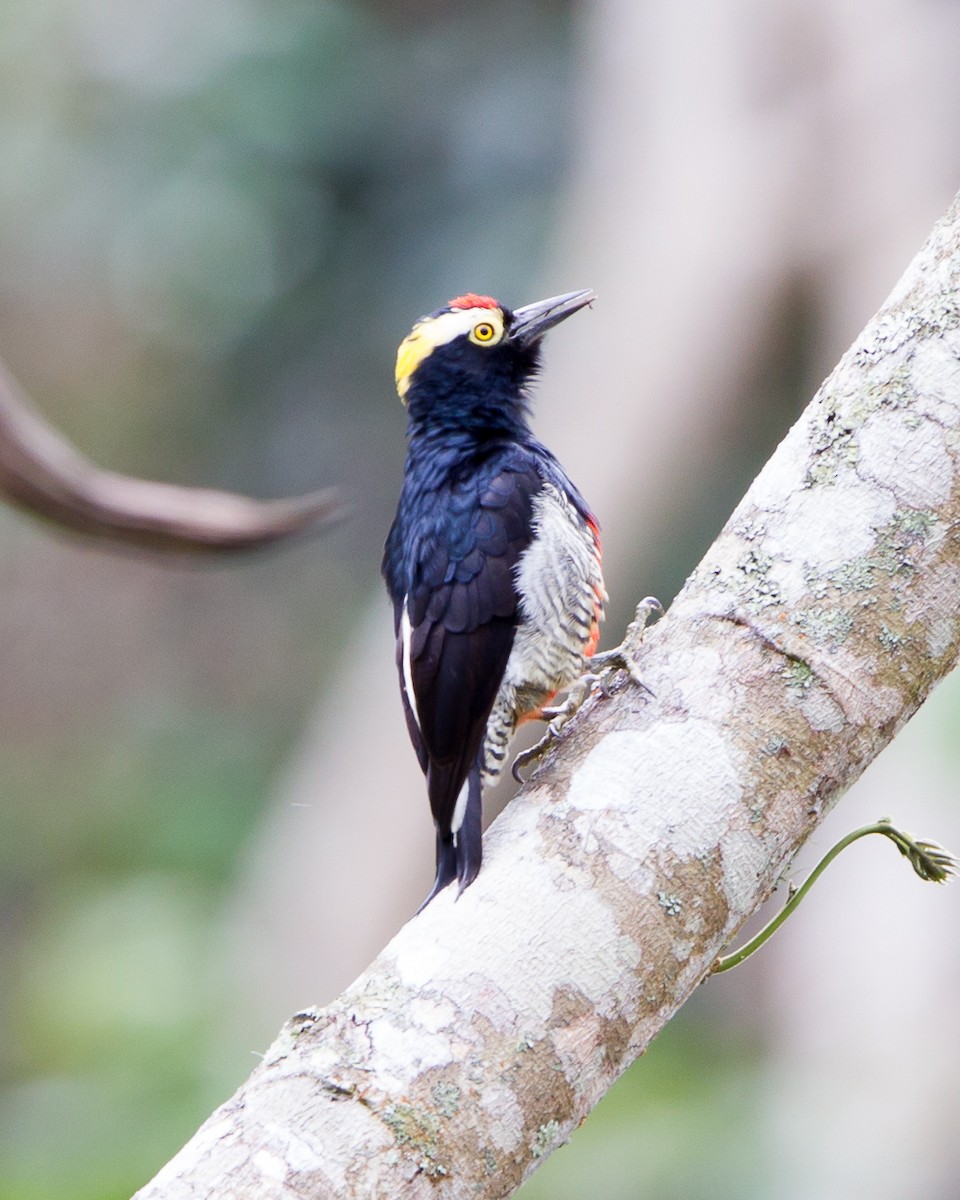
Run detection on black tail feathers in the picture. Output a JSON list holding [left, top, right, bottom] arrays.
[[417, 764, 483, 912], [455, 765, 483, 893]]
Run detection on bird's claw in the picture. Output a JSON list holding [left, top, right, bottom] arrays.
[[511, 597, 662, 782], [586, 596, 662, 695], [510, 679, 595, 782], [623, 596, 664, 654], [589, 647, 647, 693], [511, 729, 555, 783]]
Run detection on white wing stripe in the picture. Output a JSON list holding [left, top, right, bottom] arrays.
[[400, 597, 421, 731], [451, 781, 469, 835]]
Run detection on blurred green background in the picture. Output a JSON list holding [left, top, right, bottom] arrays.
[[2, 1, 960, 1197]]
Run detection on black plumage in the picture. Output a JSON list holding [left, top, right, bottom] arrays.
[[383, 291, 601, 908]]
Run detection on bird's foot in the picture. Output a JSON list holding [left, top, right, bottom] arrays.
[[511, 684, 595, 782], [589, 596, 663, 696], [511, 597, 663, 782]]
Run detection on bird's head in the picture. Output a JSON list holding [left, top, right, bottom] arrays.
[[395, 289, 596, 433]]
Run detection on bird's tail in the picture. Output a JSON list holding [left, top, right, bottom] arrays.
[[417, 760, 483, 912], [454, 761, 483, 892]]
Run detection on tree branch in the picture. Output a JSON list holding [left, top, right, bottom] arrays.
[[134, 192, 960, 1198], [0, 360, 343, 551]]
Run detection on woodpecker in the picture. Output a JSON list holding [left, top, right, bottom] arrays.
[[383, 289, 605, 909]]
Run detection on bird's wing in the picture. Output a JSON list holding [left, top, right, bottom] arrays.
[[403, 460, 540, 834]]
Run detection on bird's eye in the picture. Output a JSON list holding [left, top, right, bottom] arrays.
[[466, 314, 503, 346]]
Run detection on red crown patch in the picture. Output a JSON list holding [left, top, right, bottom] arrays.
[[448, 293, 499, 311]]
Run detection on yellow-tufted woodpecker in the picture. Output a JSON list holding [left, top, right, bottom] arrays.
[[383, 290, 605, 909]]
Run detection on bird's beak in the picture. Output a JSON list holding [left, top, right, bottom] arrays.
[[507, 288, 597, 346]]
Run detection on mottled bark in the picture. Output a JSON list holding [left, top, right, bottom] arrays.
[[135, 196, 960, 1199], [0, 360, 342, 551]]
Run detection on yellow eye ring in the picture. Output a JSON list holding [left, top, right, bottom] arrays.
[[473, 322, 496, 342]]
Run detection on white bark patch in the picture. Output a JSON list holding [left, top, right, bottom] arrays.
[[258, 1121, 325, 1175], [746, 422, 810, 510], [926, 616, 957, 659], [252, 1150, 289, 1182], [800, 686, 847, 733], [389, 835, 628, 1020], [568, 722, 743, 859], [663, 643, 734, 727], [720, 828, 775, 913], [479, 1079, 525, 1151], [858, 410, 953, 508], [370, 1018, 460, 1082], [776, 480, 895, 574], [672, 938, 694, 961], [407, 994, 458, 1033], [763, 554, 810, 612], [911, 340, 960, 425]]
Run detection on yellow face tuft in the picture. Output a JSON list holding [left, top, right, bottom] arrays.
[[395, 306, 506, 401]]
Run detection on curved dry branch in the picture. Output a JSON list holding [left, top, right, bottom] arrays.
[[135, 193, 960, 1198], [0, 360, 343, 551]]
